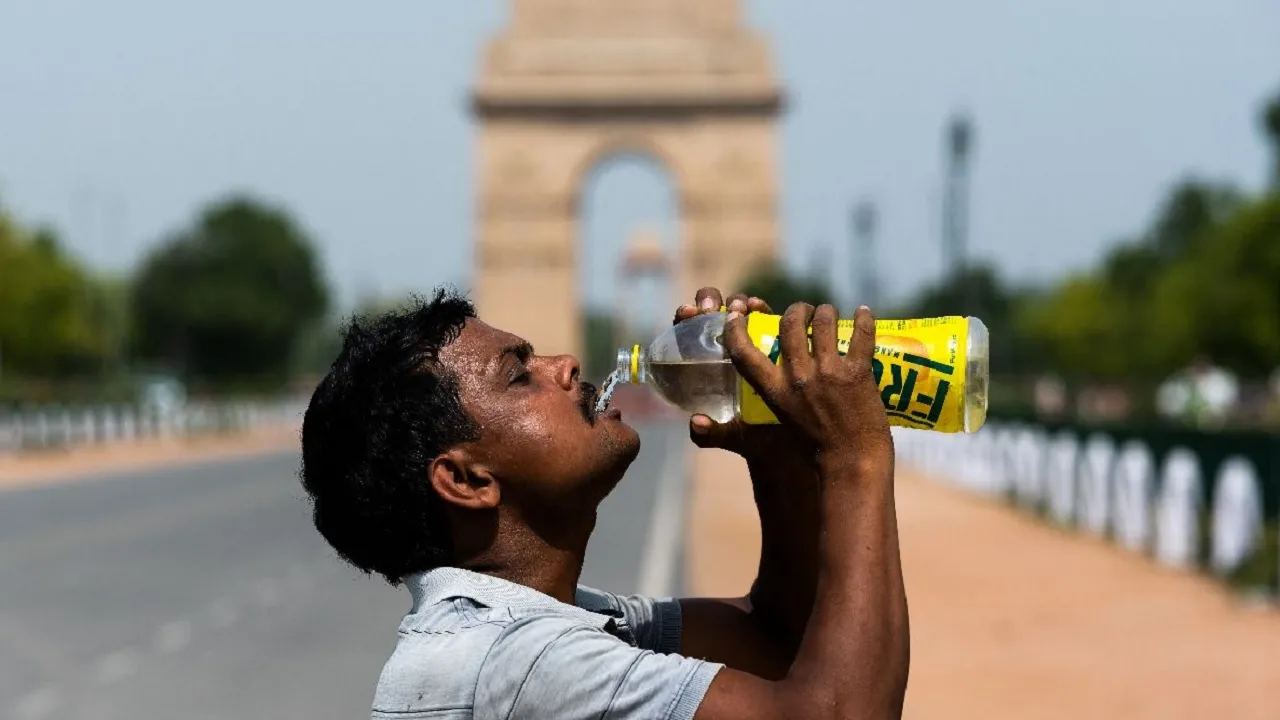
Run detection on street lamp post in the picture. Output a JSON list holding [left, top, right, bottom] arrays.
[[852, 199, 879, 312]]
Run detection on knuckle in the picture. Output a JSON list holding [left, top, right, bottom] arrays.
[[815, 357, 839, 378], [849, 359, 874, 382]]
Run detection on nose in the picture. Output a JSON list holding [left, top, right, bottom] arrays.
[[551, 354, 580, 391]]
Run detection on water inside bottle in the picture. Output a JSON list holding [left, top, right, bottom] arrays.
[[647, 359, 738, 423]]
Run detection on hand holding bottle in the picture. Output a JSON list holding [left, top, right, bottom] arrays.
[[673, 288, 813, 465], [723, 303, 893, 458]]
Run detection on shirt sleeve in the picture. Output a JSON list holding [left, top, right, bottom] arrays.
[[475, 615, 721, 720], [575, 586, 684, 654]]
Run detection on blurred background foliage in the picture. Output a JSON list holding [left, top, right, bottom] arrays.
[[4, 91, 1280, 423]]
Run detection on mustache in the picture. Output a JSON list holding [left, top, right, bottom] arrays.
[[578, 381, 600, 424]]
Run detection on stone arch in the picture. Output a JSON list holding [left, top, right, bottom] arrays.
[[566, 136, 690, 213], [470, 0, 784, 358]]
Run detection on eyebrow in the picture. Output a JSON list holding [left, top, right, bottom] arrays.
[[498, 341, 534, 365]]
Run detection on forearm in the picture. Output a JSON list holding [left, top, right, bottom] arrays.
[[745, 456, 820, 650], [782, 452, 910, 716]]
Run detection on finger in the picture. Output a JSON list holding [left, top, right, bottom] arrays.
[[695, 287, 724, 312], [779, 302, 816, 372], [672, 304, 698, 325], [746, 296, 773, 315], [723, 311, 783, 398], [725, 293, 749, 315], [688, 414, 743, 450], [848, 304, 877, 365], [811, 304, 839, 362]]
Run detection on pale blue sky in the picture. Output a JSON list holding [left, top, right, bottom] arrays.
[[1, 0, 1277, 312]]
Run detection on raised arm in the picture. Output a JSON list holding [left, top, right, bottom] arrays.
[[674, 290, 821, 680], [693, 303, 910, 720]]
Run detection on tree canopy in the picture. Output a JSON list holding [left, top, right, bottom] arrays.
[[0, 204, 113, 378], [1015, 182, 1279, 381], [130, 196, 330, 387]]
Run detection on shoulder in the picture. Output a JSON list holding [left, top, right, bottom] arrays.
[[476, 611, 720, 720], [372, 598, 514, 717]]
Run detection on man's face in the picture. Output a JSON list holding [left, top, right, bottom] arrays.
[[440, 318, 640, 506]]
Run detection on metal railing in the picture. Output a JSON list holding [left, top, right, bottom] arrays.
[[893, 421, 1280, 599], [0, 397, 307, 455]]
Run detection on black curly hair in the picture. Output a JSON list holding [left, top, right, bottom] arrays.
[[300, 288, 481, 584]]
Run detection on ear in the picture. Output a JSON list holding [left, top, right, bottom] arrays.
[[430, 450, 500, 511]]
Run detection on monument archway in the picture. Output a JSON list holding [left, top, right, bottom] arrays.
[[471, 0, 784, 357]]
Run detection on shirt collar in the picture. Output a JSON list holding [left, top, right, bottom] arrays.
[[404, 567, 621, 630]]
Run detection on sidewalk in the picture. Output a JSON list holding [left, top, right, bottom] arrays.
[[684, 451, 1280, 720], [0, 425, 299, 491]]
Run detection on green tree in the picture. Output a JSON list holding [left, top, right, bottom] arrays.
[[1262, 89, 1280, 187], [131, 196, 330, 388], [1022, 173, 1254, 383], [0, 206, 109, 378], [1016, 275, 1135, 380], [737, 259, 835, 313], [1143, 179, 1243, 262], [1152, 194, 1280, 376]]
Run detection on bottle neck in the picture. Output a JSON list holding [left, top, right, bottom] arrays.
[[615, 345, 649, 384]]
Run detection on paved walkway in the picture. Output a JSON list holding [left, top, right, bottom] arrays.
[[685, 451, 1280, 720]]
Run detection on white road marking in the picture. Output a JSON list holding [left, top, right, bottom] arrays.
[[13, 685, 62, 720], [92, 648, 139, 685], [637, 427, 690, 597], [154, 620, 192, 654]]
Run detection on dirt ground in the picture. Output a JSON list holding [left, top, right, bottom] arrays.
[[0, 425, 300, 491], [686, 450, 1280, 720]]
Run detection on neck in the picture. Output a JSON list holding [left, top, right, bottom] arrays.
[[454, 507, 597, 605]]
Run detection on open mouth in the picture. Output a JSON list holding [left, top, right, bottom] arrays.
[[593, 371, 622, 416], [579, 382, 622, 424], [579, 382, 601, 424]]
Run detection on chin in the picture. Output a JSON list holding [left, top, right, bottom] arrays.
[[603, 427, 640, 466], [613, 421, 642, 461], [588, 425, 641, 495]]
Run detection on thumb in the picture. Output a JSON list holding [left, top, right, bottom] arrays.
[[688, 414, 743, 450]]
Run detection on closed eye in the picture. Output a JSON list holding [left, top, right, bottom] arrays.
[[508, 365, 531, 386]]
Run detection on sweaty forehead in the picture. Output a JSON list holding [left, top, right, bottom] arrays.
[[437, 318, 524, 375]]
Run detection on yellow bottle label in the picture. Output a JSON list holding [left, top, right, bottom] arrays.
[[740, 314, 970, 433]]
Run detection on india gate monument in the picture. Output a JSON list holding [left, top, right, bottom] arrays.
[[470, 0, 785, 358]]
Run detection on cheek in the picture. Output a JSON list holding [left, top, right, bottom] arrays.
[[489, 395, 589, 459]]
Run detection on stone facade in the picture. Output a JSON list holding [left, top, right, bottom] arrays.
[[471, 0, 784, 357]]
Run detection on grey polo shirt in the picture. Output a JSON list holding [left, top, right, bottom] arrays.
[[371, 567, 723, 719]]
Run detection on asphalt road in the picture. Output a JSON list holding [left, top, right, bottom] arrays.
[[0, 420, 688, 720]]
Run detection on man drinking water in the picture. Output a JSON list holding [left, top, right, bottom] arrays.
[[299, 286, 909, 719]]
